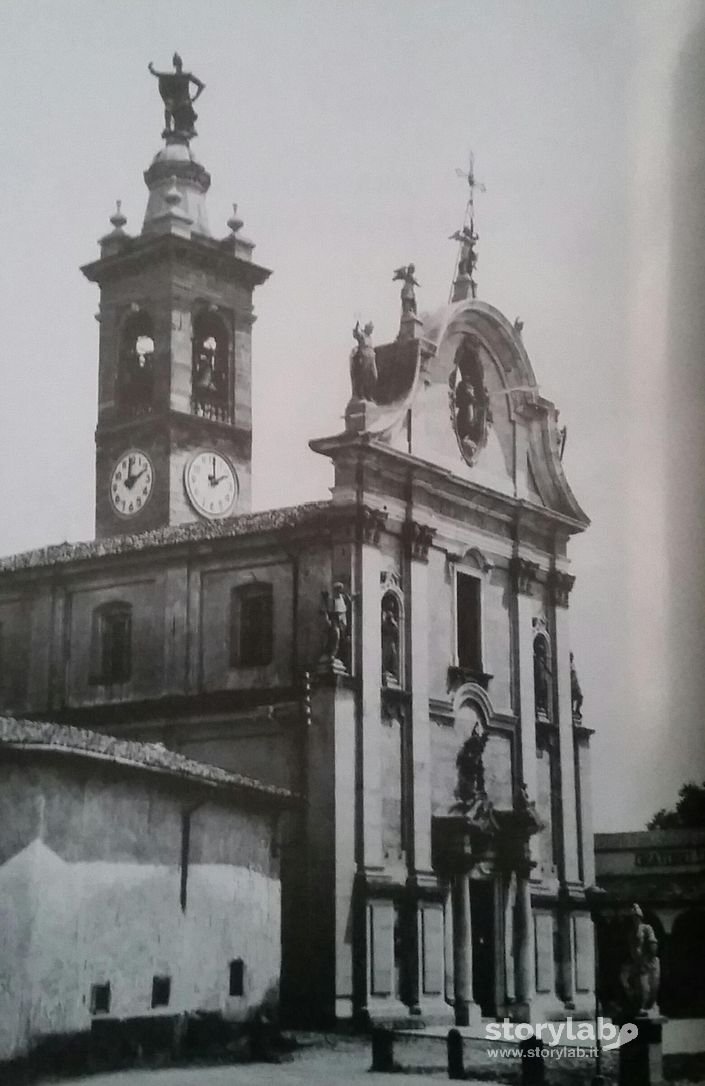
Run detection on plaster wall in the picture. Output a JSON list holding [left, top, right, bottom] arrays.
[[0, 758, 280, 1063]]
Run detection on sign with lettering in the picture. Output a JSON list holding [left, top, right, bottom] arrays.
[[634, 848, 705, 868]]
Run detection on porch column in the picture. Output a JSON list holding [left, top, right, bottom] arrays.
[[504, 872, 517, 1004], [452, 872, 474, 1025], [444, 884, 455, 1006], [515, 873, 536, 1003]]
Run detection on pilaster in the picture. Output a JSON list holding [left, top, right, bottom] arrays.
[[510, 556, 540, 858], [550, 569, 580, 886], [408, 521, 433, 873], [360, 541, 384, 870], [307, 678, 357, 1022]]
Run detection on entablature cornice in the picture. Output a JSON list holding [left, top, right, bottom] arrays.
[[82, 233, 272, 291]]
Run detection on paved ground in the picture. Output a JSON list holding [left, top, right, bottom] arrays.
[[46, 1032, 596, 1086], [28, 1029, 705, 1086]]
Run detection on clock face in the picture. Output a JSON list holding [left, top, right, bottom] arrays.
[[110, 449, 154, 517], [184, 450, 238, 519]]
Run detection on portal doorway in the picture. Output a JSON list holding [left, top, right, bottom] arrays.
[[471, 879, 495, 1016]]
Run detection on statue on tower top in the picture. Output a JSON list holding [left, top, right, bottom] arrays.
[[148, 53, 205, 142]]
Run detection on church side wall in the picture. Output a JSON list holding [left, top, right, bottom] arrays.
[[0, 756, 281, 1063]]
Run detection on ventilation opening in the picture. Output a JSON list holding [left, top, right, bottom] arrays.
[[151, 975, 171, 1008], [229, 958, 244, 997], [90, 982, 111, 1015]]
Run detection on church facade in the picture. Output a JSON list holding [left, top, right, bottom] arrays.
[[0, 61, 595, 1029]]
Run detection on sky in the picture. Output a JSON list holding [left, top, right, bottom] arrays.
[[0, 0, 704, 830]]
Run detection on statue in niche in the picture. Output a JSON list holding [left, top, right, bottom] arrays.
[[533, 636, 551, 717], [381, 593, 400, 686], [148, 54, 205, 140], [321, 582, 351, 670], [454, 721, 488, 809], [570, 652, 583, 718], [450, 337, 492, 465], [619, 904, 660, 1015], [350, 320, 377, 402], [393, 263, 420, 316]]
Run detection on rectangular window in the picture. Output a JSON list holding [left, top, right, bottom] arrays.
[[456, 572, 482, 671], [230, 584, 273, 668], [151, 975, 171, 1008], [90, 982, 111, 1015], [229, 958, 245, 996], [91, 603, 132, 684]]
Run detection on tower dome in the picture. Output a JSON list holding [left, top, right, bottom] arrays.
[[142, 141, 211, 237]]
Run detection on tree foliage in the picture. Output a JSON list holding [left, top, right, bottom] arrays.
[[647, 780, 705, 829]]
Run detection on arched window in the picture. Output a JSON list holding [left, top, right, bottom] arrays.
[[533, 634, 552, 720], [192, 311, 230, 422], [118, 312, 155, 415], [381, 590, 402, 687], [90, 602, 132, 685]]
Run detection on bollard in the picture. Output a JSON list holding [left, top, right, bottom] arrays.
[[371, 1027, 396, 1073], [520, 1035, 545, 1085], [618, 1017, 665, 1086], [447, 1028, 466, 1080]]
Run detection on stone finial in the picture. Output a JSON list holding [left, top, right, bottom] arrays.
[[227, 203, 244, 235], [109, 200, 127, 233]]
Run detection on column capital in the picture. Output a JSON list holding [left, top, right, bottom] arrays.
[[549, 569, 575, 608], [510, 555, 539, 595], [403, 519, 436, 562], [360, 505, 388, 546]]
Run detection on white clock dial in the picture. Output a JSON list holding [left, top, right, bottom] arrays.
[[184, 450, 238, 519], [110, 449, 154, 517]]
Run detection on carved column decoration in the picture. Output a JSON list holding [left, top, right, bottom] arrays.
[[548, 570, 575, 608], [403, 520, 436, 562], [360, 506, 388, 546], [510, 555, 539, 595]]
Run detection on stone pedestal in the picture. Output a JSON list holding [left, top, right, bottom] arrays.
[[617, 1016, 666, 1086], [398, 312, 424, 341]]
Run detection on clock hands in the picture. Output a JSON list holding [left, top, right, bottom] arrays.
[[124, 458, 147, 491], [207, 456, 229, 487]]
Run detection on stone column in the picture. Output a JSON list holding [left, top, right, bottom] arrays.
[[504, 872, 517, 1004], [515, 873, 536, 1005], [452, 872, 475, 1025], [550, 570, 580, 886], [444, 884, 455, 1007]]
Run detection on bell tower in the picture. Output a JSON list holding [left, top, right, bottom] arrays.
[[82, 55, 271, 538]]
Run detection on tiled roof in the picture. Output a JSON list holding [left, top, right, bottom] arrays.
[[0, 501, 331, 573], [0, 716, 294, 804]]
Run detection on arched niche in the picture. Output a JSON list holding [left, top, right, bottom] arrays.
[[118, 310, 155, 415], [381, 585, 404, 688], [533, 630, 552, 721], [192, 309, 231, 421]]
